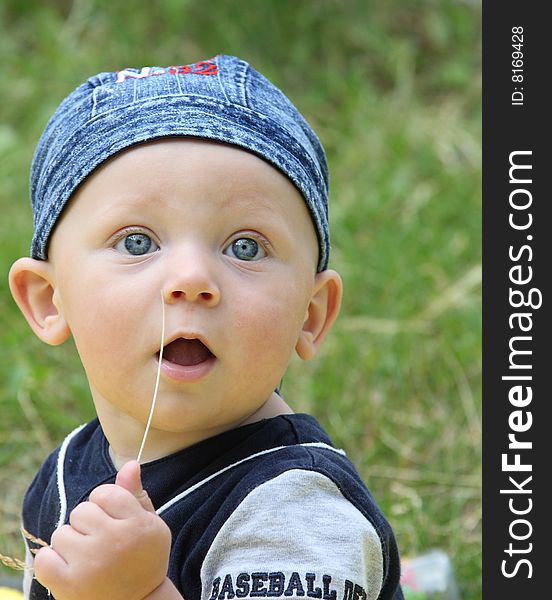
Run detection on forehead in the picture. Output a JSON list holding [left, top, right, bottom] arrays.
[[51, 139, 320, 262], [74, 138, 306, 211]]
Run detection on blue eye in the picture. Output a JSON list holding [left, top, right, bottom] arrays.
[[226, 237, 266, 261], [115, 233, 158, 256]]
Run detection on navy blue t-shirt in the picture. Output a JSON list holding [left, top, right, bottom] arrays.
[[23, 414, 404, 600]]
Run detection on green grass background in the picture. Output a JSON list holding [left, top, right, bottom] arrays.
[[0, 0, 481, 597]]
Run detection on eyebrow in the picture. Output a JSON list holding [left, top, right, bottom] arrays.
[[220, 193, 282, 214]]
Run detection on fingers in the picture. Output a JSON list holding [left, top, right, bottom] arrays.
[[115, 460, 142, 494], [69, 501, 106, 535], [33, 470, 169, 600], [33, 546, 68, 592], [69, 475, 153, 535], [115, 460, 156, 513], [68, 463, 155, 531], [88, 483, 145, 519], [34, 524, 78, 588], [50, 524, 84, 557]]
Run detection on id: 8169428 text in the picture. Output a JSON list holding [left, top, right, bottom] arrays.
[[511, 26, 524, 106]]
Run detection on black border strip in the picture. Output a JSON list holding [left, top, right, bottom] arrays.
[[483, 3, 547, 597]]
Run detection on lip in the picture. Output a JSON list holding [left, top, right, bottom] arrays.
[[158, 353, 216, 382], [162, 331, 214, 351], [156, 331, 216, 383]]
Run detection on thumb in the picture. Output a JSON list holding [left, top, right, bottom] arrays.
[[115, 460, 156, 513]]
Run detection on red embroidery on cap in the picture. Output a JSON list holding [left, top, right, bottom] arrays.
[[116, 60, 218, 83], [167, 65, 192, 75], [194, 61, 219, 75]]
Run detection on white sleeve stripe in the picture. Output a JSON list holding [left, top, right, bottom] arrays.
[[55, 423, 87, 530], [156, 442, 345, 515], [22, 527, 33, 600]]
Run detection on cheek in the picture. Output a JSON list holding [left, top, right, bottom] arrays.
[[230, 280, 309, 359], [61, 275, 152, 358]]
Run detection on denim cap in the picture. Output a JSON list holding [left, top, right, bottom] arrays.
[[30, 54, 330, 271]]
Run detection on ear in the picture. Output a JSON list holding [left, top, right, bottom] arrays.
[[296, 269, 343, 361], [8, 257, 70, 346]]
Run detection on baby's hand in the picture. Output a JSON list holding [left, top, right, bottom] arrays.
[[34, 461, 180, 600]]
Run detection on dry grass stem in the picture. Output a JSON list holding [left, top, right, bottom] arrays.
[[417, 264, 481, 322], [443, 345, 482, 444], [0, 527, 49, 571], [341, 263, 481, 335], [21, 527, 48, 548], [0, 552, 29, 571], [136, 290, 166, 463], [368, 465, 480, 489], [341, 315, 429, 335], [3, 292, 165, 572], [379, 428, 424, 464]]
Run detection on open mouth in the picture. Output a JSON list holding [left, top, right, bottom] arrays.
[[161, 338, 214, 367]]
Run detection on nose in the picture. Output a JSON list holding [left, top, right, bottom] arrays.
[[163, 250, 221, 307]]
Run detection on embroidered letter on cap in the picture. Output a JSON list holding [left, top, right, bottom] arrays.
[[116, 60, 218, 83]]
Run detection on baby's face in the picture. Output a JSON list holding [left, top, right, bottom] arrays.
[[48, 139, 321, 451]]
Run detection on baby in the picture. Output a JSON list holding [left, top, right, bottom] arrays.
[[9, 55, 403, 600]]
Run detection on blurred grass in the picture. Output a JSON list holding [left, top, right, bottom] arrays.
[[0, 0, 481, 597]]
